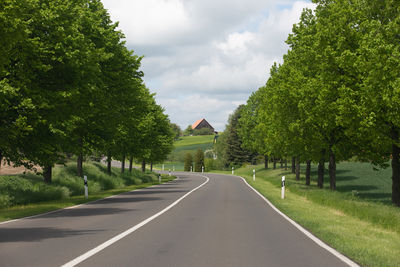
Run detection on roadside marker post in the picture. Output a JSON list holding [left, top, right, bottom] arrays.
[[202, 166, 204, 173], [190, 166, 193, 172], [253, 169, 255, 181], [84, 175, 88, 199], [158, 174, 161, 183], [169, 169, 171, 176], [281, 176, 285, 199], [232, 166, 234, 175]]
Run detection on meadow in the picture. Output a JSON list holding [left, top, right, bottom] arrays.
[[157, 135, 215, 170]]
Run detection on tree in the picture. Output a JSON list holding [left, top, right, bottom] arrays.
[[192, 127, 214, 136], [184, 153, 193, 171], [1, 0, 104, 182], [337, 0, 400, 205], [183, 125, 193, 136], [194, 149, 204, 172], [223, 105, 256, 167], [170, 123, 182, 140]]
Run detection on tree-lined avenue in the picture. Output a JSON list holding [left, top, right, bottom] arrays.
[[0, 173, 353, 266]]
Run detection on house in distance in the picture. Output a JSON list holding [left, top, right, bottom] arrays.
[[192, 118, 216, 134]]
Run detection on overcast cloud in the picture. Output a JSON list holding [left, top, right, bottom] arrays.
[[102, 0, 314, 131]]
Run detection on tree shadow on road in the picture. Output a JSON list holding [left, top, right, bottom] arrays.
[[0, 227, 102, 243]]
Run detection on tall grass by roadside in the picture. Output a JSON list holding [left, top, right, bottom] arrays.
[[214, 164, 400, 267], [0, 162, 168, 210]]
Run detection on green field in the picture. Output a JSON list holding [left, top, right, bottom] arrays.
[[173, 135, 215, 147], [214, 162, 399, 267], [162, 135, 215, 167]]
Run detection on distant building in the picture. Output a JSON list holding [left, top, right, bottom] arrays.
[[192, 118, 215, 132]]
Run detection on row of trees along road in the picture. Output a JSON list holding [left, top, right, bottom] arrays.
[[238, 0, 400, 206], [0, 0, 174, 183]]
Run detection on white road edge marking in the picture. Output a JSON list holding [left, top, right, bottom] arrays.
[[61, 175, 209, 267], [0, 174, 178, 226], [239, 176, 359, 267]]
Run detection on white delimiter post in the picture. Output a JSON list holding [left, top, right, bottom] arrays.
[[253, 169, 255, 181], [281, 176, 285, 199], [202, 166, 204, 173], [190, 166, 193, 172], [84, 175, 88, 199], [158, 174, 161, 183], [232, 166, 234, 175], [169, 169, 171, 176]]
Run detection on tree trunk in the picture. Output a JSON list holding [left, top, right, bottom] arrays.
[[273, 157, 276, 169], [77, 152, 83, 177], [284, 159, 287, 170], [77, 138, 83, 177], [43, 165, 52, 183], [141, 160, 146, 173], [329, 149, 336, 190], [295, 156, 300, 180], [291, 157, 295, 174], [264, 155, 268, 169], [121, 153, 125, 173], [391, 127, 400, 206], [107, 151, 112, 175], [318, 149, 325, 188], [150, 162, 153, 172], [305, 160, 311, 186], [129, 155, 133, 173]]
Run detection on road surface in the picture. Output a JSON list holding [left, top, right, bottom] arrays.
[[0, 172, 355, 266]]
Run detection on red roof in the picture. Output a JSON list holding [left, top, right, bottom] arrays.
[[192, 118, 204, 129]]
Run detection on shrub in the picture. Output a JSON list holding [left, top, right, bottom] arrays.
[[184, 153, 193, 171], [193, 128, 214, 136], [194, 149, 204, 172]]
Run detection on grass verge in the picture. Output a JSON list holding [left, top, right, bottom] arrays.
[[214, 165, 400, 267], [0, 162, 175, 223]]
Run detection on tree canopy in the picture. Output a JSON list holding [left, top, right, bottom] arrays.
[[0, 0, 174, 181], [236, 0, 400, 206]]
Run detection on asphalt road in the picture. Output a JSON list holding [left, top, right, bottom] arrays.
[[0, 172, 354, 267]]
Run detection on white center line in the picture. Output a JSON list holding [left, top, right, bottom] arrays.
[[61, 175, 209, 267]]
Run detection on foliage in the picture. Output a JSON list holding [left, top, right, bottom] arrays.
[[183, 125, 193, 136], [170, 123, 182, 140], [192, 127, 214, 136], [0, 161, 164, 209], [194, 149, 205, 172], [235, 0, 400, 205], [0, 0, 173, 182], [184, 153, 193, 171], [218, 106, 256, 168]]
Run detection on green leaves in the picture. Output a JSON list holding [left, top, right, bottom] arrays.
[[0, 0, 173, 181], [237, 0, 400, 203]]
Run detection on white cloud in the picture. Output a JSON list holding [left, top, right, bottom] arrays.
[[101, 0, 315, 131]]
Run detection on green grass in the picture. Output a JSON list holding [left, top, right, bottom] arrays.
[[213, 163, 400, 267], [166, 135, 215, 163], [0, 162, 175, 222], [154, 162, 185, 172], [174, 135, 215, 147]]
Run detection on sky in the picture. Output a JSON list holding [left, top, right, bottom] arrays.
[[101, 0, 314, 131]]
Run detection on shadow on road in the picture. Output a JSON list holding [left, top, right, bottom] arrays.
[[34, 207, 134, 218], [0, 227, 102, 243]]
